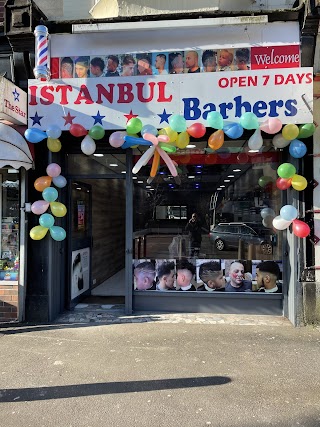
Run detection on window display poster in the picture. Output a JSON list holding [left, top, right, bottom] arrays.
[[77, 201, 85, 230], [71, 247, 90, 299]]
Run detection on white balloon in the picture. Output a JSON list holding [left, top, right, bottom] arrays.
[[272, 215, 292, 230], [132, 146, 156, 174], [81, 135, 96, 155], [52, 175, 67, 188], [272, 134, 290, 149], [248, 129, 263, 150]]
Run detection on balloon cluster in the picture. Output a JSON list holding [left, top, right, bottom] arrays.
[[272, 205, 310, 238], [29, 162, 67, 241], [24, 124, 105, 155]]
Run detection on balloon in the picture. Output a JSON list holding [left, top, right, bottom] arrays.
[[49, 226, 66, 241], [282, 124, 299, 140], [260, 208, 275, 219], [239, 112, 259, 130], [186, 123, 206, 138], [133, 146, 156, 174], [141, 124, 158, 137], [272, 215, 292, 230], [298, 123, 316, 139], [208, 130, 224, 150], [46, 163, 61, 178], [31, 200, 50, 215], [24, 128, 47, 143], [34, 176, 52, 192], [262, 215, 274, 228], [150, 150, 160, 177], [109, 131, 126, 148], [81, 135, 96, 155], [280, 205, 298, 221], [206, 111, 224, 129], [89, 125, 105, 140], [248, 129, 263, 150], [30, 225, 48, 240], [272, 134, 290, 149], [50, 201, 67, 217], [126, 118, 142, 134], [277, 163, 296, 179], [260, 118, 282, 134], [276, 177, 292, 190], [47, 138, 62, 152], [224, 123, 244, 139], [157, 147, 178, 176], [39, 213, 55, 228], [169, 115, 187, 132], [176, 131, 190, 149], [69, 124, 87, 137], [159, 127, 178, 143], [46, 125, 62, 139], [292, 219, 310, 238], [52, 175, 67, 188], [258, 176, 273, 188], [291, 174, 308, 191], [123, 135, 152, 149], [289, 139, 307, 159], [42, 187, 58, 202], [158, 142, 177, 153]]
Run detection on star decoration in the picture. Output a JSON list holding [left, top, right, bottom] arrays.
[[12, 89, 20, 102], [158, 109, 172, 124], [62, 112, 76, 125], [92, 110, 105, 125], [30, 112, 43, 126], [124, 110, 138, 123]]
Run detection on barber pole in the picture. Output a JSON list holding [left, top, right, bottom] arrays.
[[33, 25, 50, 80]]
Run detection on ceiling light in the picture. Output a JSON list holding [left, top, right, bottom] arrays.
[[149, 188, 155, 191], [196, 165, 202, 168], [196, 171, 202, 174], [220, 185, 226, 188], [227, 175, 235, 178], [233, 169, 241, 172], [93, 153, 104, 157], [76, 187, 81, 190], [121, 171, 126, 174], [188, 175, 195, 179], [248, 150, 259, 153], [132, 176, 137, 179], [109, 163, 118, 167], [186, 144, 196, 148], [146, 185, 151, 188], [224, 179, 230, 182], [217, 188, 222, 190], [138, 181, 143, 183]]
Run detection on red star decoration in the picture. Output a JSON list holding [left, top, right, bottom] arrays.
[[62, 112, 76, 125], [124, 110, 138, 123]]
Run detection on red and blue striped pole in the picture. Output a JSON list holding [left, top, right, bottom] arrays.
[[33, 25, 50, 80]]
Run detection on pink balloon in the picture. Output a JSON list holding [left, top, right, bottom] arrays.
[[109, 131, 126, 148], [46, 163, 61, 178], [292, 219, 310, 238], [31, 200, 50, 215], [260, 118, 282, 134]]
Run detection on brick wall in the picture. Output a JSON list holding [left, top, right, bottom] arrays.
[[0, 284, 19, 322], [0, 1, 5, 24]]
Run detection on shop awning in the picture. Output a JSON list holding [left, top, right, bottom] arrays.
[[0, 123, 33, 170]]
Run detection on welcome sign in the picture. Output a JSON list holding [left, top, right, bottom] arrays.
[[28, 67, 313, 130]]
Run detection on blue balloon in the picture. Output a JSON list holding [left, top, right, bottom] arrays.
[[289, 139, 307, 159], [239, 112, 259, 130], [46, 125, 62, 139], [280, 205, 298, 221], [168, 115, 187, 132], [24, 128, 47, 143], [206, 111, 224, 129], [49, 226, 66, 241], [39, 213, 55, 228], [224, 123, 244, 139], [141, 125, 158, 137], [52, 175, 67, 188], [42, 187, 58, 202], [123, 136, 152, 149]]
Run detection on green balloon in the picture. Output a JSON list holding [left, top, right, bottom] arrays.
[[126, 118, 142, 134], [277, 163, 296, 179], [298, 123, 316, 139], [89, 125, 105, 140], [239, 112, 259, 130], [258, 176, 273, 188]]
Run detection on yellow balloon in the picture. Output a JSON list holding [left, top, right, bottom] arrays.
[[176, 132, 190, 149], [47, 138, 62, 152], [50, 201, 67, 217], [282, 124, 299, 141], [30, 225, 48, 240], [159, 127, 178, 143], [291, 174, 307, 191]]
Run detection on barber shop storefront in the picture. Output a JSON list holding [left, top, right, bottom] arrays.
[[25, 17, 314, 324]]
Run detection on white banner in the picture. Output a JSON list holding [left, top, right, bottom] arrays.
[[28, 68, 313, 130]]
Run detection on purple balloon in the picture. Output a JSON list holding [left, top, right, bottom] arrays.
[[109, 131, 126, 148]]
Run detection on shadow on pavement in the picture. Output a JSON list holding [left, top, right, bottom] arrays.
[[0, 376, 231, 402]]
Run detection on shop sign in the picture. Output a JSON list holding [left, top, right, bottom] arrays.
[[28, 67, 313, 130], [0, 77, 27, 125]]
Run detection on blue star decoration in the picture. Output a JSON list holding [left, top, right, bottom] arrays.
[[92, 111, 105, 125], [30, 112, 43, 126], [12, 89, 20, 102], [158, 109, 172, 125]]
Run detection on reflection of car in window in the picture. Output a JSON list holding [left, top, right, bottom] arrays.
[[73, 253, 84, 290], [209, 222, 273, 254]]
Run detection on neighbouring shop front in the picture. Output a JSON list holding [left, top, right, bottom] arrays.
[[25, 17, 314, 324]]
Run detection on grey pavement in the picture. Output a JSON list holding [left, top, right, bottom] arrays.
[[0, 310, 320, 427]]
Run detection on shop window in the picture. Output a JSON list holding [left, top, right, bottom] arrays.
[[0, 170, 19, 281]]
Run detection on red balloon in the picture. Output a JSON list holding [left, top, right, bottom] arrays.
[[187, 123, 206, 138], [276, 177, 292, 190], [292, 219, 310, 238], [70, 124, 88, 137]]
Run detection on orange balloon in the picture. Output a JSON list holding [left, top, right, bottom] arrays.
[[150, 150, 160, 178], [34, 176, 52, 192], [208, 130, 224, 150]]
